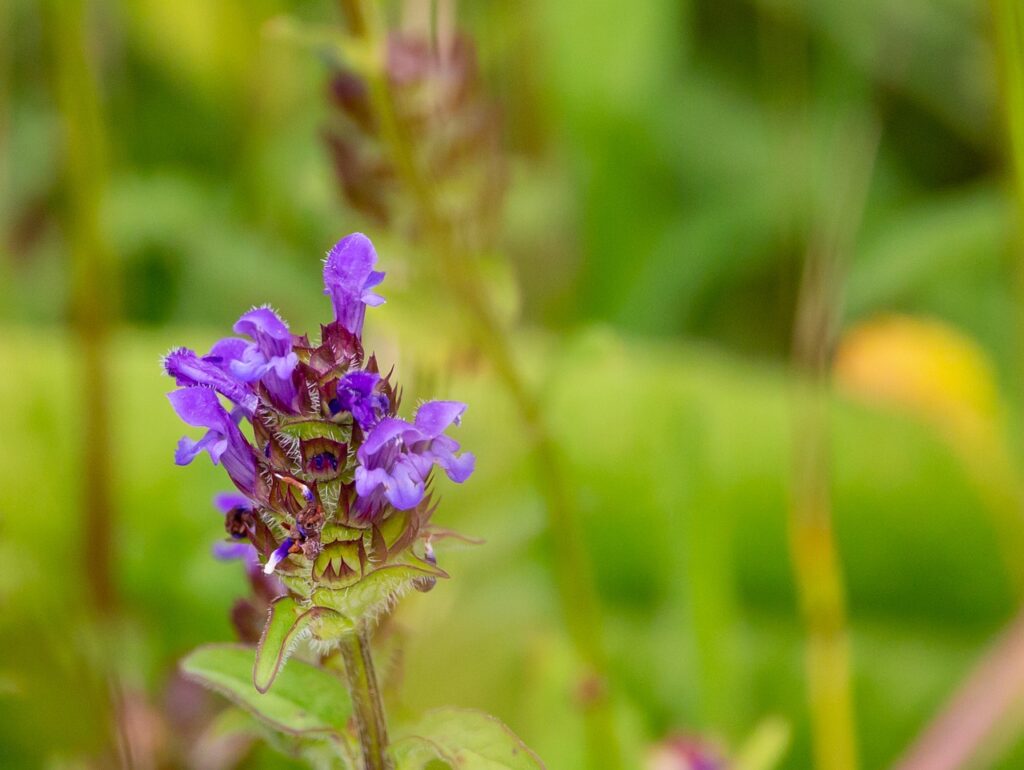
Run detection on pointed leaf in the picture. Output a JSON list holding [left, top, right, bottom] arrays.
[[181, 644, 351, 736], [255, 596, 339, 693], [393, 707, 545, 769], [311, 559, 448, 627]]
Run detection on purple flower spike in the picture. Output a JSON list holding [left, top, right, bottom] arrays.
[[164, 234, 475, 611], [217, 307, 301, 412], [168, 387, 258, 497], [335, 370, 389, 429], [354, 401, 474, 518], [323, 233, 386, 337], [164, 347, 258, 415]]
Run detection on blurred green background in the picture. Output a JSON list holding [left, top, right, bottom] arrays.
[[5, 0, 1024, 768]]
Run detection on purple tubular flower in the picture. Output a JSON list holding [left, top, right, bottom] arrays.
[[264, 538, 295, 575], [323, 233, 386, 337], [213, 540, 287, 597], [168, 387, 258, 497], [205, 338, 250, 370], [215, 308, 300, 412], [335, 370, 389, 429], [354, 400, 475, 517], [214, 492, 252, 514], [214, 542, 254, 561], [163, 347, 258, 415]]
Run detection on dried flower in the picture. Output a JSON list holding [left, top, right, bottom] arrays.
[[325, 32, 505, 250]]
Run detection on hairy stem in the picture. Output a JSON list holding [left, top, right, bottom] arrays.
[[340, 628, 392, 770], [337, 2, 621, 766]]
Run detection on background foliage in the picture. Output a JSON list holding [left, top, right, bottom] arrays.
[[2, 0, 1023, 767]]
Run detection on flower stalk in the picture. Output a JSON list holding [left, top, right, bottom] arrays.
[[340, 627, 393, 770]]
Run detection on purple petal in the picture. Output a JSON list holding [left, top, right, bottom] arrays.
[[414, 401, 466, 438], [163, 347, 257, 414], [223, 312, 300, 412], [214, 542, 254, 560], [323, 233, 386, 336], [228, 350, 272, 382], [206, 337, 249, 368], [271, 352, 299, 380], [233, 307, 292, 348], [168, 387, 230, 432], [214, 492, 252, 514], [383, 458, 425, 510], [337, 370, 389, 429], [175, 432, 226, 466], [359, 418, 415, 458], [341, 369, 380, 393], [440, 449, 475, 483], [354, 466, 392, 498], [264, 538, 294, 574], [168, 388, 258, 496]]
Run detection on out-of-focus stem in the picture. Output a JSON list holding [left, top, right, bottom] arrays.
[[339, 2, 621, 767], [45, 0, 117, 615], [790, 119, 878, 770], [892, 608, 1024, 770], [340, 628, 393, 770], [990, 0, 1024, 409]]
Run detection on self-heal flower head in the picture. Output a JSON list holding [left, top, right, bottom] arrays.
[[168, 387, 258, 498], [354, 401, 475, 519], [323, 233, 386, 337], [165, 233, 473, 663]]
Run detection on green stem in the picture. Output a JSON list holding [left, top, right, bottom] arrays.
[[45, 0, 117, 616], [337, 3, 622, 768], [340, 628, 392, 770], [990, 0, 1024, 423], [789, 119, 878, 770]]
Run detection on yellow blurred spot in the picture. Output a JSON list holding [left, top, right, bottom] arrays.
[[833, 315, 1004, 448]]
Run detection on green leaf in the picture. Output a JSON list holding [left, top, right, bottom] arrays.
[[277, 417, 350, 443], [255, 596, 339, 693], [311, 559, 448, 627], [181, 644, 351, 736], [393, 708, 545, 769]]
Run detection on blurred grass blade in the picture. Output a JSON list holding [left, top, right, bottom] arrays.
[[732, 716, 791, 770]]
